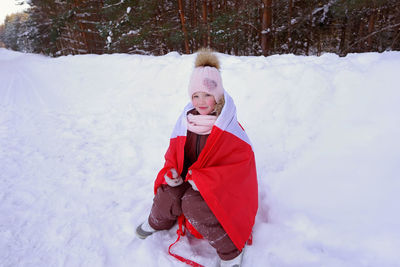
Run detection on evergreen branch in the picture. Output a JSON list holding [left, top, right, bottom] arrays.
[[346, 22, 400, 52]]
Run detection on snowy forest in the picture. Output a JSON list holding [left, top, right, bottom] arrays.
[[1, 0, 400, 57], [2, 1, 400, 267]]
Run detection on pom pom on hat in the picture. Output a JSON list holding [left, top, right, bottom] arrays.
[[188, 48, 224, 102], [195, 48, 221, 69]]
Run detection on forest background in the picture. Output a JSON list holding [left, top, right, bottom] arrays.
[[0, 0, 399, 57]]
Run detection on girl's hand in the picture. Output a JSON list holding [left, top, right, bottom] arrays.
[[164, 168, 183, 187]]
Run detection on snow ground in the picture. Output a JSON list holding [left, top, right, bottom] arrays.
[[1, 48, 400, 267]]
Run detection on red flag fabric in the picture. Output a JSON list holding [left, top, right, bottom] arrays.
[[154, 92, 258, 251]]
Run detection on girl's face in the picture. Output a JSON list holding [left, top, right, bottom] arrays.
[[192, 92, 216, 115]]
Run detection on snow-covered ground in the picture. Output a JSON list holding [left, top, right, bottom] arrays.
[[1, 48, 400, 267]]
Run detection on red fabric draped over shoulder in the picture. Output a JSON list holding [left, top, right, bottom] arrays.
[[154, 92, 258, 251]]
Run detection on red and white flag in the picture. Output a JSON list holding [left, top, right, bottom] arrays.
[[154, 92, 258, 250]]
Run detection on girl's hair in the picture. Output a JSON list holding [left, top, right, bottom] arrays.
[[215, 96, 225, 116]]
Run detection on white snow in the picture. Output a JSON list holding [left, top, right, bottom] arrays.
[[1, 48, 400, 267]]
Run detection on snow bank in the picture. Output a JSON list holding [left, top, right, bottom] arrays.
[[1, 48, 400, 266]]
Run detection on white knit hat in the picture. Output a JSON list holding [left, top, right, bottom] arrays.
[[188, 49, 224, 103]]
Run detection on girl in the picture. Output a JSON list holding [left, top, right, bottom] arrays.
[[136, 49, 258, 267]]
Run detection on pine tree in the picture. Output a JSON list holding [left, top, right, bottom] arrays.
[[3, 0, 399, 56]]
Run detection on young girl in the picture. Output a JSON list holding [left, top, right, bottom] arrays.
[[136, 49, 258, 267]]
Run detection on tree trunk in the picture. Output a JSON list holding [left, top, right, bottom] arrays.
[[233, 0, 242, 55], [191, 0, 197, 28], [368, 10, 376, 49], [261, 0, 272, 56], [178, 0, 190, 53], [208, 0, 212, 47], [306, 5, 312, 56], [357, 19, 364, 51], [287, 0, 292, 52], [339, 16, 348, 56], [202, 0, 208, 47], [73, 0, 87, 54], [189, 0, 197, 50]]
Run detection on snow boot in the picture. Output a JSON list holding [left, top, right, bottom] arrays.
[[136, 221, 158, 239], [220, 251, 243, 267]]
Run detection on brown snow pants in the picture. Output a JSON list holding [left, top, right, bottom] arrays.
[[148, 182, 241, 261]]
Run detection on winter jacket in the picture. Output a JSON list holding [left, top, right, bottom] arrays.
[[181, 109, 210, 179]]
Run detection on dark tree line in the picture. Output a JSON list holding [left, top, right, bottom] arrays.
[[1, 0, 399, 57]]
